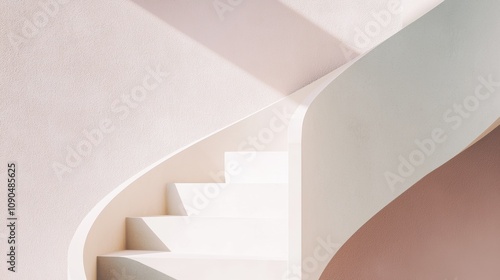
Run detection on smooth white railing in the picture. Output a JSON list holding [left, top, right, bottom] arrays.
[[287, 1, 500, 279]]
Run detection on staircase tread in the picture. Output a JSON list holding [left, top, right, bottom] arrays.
[[99, 250, 288, 261], [225, 151, 288, 153], [127, 216, 288, 220], [171, 182, 288, 185]]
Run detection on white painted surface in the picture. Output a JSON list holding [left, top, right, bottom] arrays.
[[289, 1, 500, 279], [225, 152, 289, 183], [0, 1, 437, 279], [127, 216, 288, 257], [402, 0, 443, 26], [68, 88, 309, 280], [166, 183, 288, 218], [98, 251, 287, 280], [70, 1, 438, 279]]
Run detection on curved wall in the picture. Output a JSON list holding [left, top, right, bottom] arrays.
[[0, 1, 403, 279], [321, 125, 500, 279], [292, 1, 500, 279], [69, 75, 335, 280]]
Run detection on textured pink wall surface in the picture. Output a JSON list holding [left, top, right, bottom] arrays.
[[320, 126, 500, 280], [0, 1, 438, 278]]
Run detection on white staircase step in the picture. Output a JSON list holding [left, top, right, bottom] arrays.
[[166, 183, 288, 218], [224, 152, 288, 183], [98, 251, 287, 280], [126, 216, 288, 257]]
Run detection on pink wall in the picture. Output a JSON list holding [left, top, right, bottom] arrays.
[[321, 126, 500, 279]]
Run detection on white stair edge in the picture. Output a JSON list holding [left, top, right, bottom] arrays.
[[98, 251, 288, 280], [126, 216, 288, 257], [224, 152, 289, 183], [166, 183, 288, 218]]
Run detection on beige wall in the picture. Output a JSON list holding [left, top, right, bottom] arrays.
[[321, 125, 500, 279]]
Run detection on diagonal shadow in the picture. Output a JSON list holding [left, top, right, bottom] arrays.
[[129, 0, 358, 94]]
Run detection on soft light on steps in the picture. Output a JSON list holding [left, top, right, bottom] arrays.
[[224, 151, 288, 183], [166, 183, 288, 218], [97, 251, 287, 280], [97, 151, 289, 279], [126, 216, 288, 257]]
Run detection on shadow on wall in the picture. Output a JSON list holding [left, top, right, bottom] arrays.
[[320, 125, 500, 279], [129, 0, 357, 94]]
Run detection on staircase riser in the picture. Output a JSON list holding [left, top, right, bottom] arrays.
[[166, 183, 288, 218], [126, 217, 288, 257], [98, 255, 287, 280]]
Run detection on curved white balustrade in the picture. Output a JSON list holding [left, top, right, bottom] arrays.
[[288, 1, 500, 279], [67, 75, 324, 280], [68, 1, 500, 279]]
